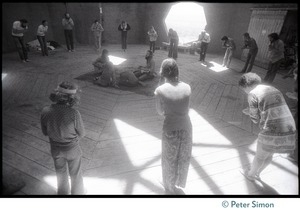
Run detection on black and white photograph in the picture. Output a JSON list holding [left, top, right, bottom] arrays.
[[1, 2, 298, 198]]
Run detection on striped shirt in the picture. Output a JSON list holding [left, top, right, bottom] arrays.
[[41, 104, 85, 150], [248, 84, 296, 153]]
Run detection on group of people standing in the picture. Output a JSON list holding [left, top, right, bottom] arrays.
[[40, 57, 297, 195], [221, 32, 288, 84]]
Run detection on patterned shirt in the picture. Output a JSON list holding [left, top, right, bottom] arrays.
[[41, 104, 85, 149], [248, 84, 296, 153]]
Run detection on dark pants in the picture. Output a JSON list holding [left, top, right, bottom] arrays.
[[37, 35, 48, 56], [51, 144, 84, 195], [150, 41, 156, 53], [199, 42, 209, 62], [168, 39, 178, 59], [12, 36, 28, 61], [242, 49, 258, 73], [64, 30, 74, 50], [263, 59, 283, 83], [121, 32, 127, 50]]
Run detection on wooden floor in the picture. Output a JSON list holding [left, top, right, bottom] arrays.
[[2, 44, 298, 195]]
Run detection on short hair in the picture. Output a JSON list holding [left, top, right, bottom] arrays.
[[20, 19, 28, 24], [221, 36, 228, 41], [238, 73, 262, 88], [49, 81, 80, 107], [94, 19, 99, 23], [42, 20, 47, 24], [243, 32, 250, 38], [268, 33, 279, 41], [160, 58, 179, 82]]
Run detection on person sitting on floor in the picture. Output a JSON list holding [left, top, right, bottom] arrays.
[[93, 49, 117, 87], [133, 50, 156, 81], [119, 50, 156, 87]]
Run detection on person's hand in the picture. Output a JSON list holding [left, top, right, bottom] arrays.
[[242, 108, 250, 115]]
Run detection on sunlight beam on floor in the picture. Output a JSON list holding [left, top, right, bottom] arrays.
[[113, 118, 161, 166], [108, 55, 127, 65], [200, 61, 229, 72]]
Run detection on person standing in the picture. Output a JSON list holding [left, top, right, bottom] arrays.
[[37, 20, 49, 56], [221, 36, 236, 68], [148, 26, 158, 53], [91, 20, 104, 51], [154, 58, 193, 194], [118, 21, 131, 51], [198, 29, 211, 63], [238, 73, 296, 181], [168, 28, 179, 60], [62, 13, 75, 52], [241, 32, 258, 73], [41, 81, 86, 195], [11, 19, 29, 62], [263, 33, 285, 83]]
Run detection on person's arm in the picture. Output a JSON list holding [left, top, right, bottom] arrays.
[[206, 34, 211, 43], [247, 93, 260, 124], [91, 24, 95, 32], [40, 109, 48, 136], [37, 25, 43, 35], [154, 89, 164, 116], [62, 19, 66, 27], [126, 24, 131, 31], [69, 18, 74, 27], [118, 24, 122, 31], [231, 40, 236, 50], [75, 110, 85, 139], [12, 22, 27, 34], [99, 24, 104, 32]]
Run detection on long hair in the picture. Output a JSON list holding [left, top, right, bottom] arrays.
[[49, 81, 80, 107], [160, 58, 179, 82]]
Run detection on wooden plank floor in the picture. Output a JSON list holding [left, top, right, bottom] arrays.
[[2, 44, 298, 195]]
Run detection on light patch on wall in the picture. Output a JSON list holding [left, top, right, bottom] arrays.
[[108, 55, 127, 65], [2, 73, 7, 80], [165, 2, 207, 45]]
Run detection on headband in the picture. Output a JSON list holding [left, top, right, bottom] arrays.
[[57, 86, 77, 94]]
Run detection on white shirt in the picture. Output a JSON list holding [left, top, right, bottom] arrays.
[[198, 32, 211, 43], [37, 25, 48, 36], [12, 21, 27, 37]]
